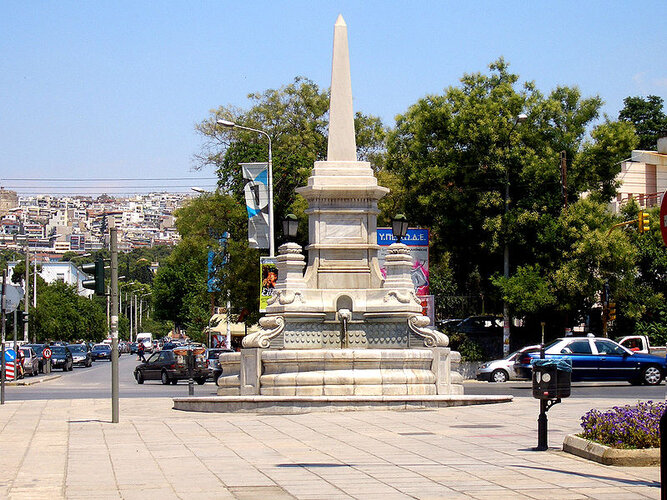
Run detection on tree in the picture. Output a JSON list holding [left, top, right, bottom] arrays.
[[619, 95, 667, 151], [32, 281, 107, 342], [385, 58, 638, 331], [194, 77, 387, 230]]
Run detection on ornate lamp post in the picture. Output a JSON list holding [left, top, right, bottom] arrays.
[[391, 214, 409, 243]]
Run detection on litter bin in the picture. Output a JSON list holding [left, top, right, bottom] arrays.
[[532, 358, 571, 399]]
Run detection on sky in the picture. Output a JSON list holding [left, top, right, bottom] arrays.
[[1, 1, 666, 196]]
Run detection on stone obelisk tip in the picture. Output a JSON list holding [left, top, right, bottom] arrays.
[[327, 15, 357, 162]]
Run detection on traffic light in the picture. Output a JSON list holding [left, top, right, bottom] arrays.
[[16, 311, 29, 327], [609, 301, 616, 322], [82, 257, 106, 296], [638, 211, 650, 233]]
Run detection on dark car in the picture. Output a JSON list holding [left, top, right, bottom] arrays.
[[206, 348, 234, 382], [162, 341, 184, 350], [516, 336, 667, 385], [25, 343, 48, 372], [91, 344, 112, 361], [67, 344, 93, 367], [50, 346, 73, 371], [134, 349, 209, 385]]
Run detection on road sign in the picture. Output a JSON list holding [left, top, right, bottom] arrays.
[[42, 348, 52, 359], [1, 285, 24, 313], [3, 349, 16, 381], [660, 191, 667, 246]]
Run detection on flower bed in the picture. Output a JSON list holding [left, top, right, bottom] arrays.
[[579, 401, 665, 449]]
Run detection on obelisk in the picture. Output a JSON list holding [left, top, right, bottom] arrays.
[[327, 15, 357, 162]]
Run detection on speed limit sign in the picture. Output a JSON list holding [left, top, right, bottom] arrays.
[[42, 348, 52, 359]]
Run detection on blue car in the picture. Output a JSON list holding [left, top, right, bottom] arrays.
[[516, 336, 667, 385]]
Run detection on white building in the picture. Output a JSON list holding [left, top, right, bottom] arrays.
[[7, 261, 94, 298]]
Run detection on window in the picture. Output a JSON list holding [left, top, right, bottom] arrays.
[[562, 340, 592, 354], [594, 340, 625, 355]]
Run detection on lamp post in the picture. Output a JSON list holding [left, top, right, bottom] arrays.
[[216, 119, 275, 257], [502, 113, 527, 357], [391, 214, 409, 243], [282, 213, 299, 240]]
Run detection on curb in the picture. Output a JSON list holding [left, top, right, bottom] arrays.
[[4, 374, 62, 387], [563, 434, 659, 466]]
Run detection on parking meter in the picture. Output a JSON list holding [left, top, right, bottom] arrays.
[[532, 358, 572, 450], [532, 359, 571, 399]]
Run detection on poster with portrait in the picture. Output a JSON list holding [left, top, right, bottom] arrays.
[[259, 257, 278, 313]]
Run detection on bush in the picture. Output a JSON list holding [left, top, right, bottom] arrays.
[[448, 332, 486, 361], [579, 401, 665, 449]]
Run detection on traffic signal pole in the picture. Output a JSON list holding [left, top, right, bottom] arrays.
[[110, 220, 119, 423]]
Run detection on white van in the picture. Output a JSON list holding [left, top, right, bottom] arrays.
[[136, 332, 153, 353]]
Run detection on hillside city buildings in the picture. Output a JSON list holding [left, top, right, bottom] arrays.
[[0, 191, 190, 260]]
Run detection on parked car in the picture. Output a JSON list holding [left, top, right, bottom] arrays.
[[24, 343, 48, 373], [162, 341, 184, 350], [476, 345, 541, 383], [50, 346, 73, 371], [129, 342, 138, 354], [67, 344, 93, 367], [134, 348, 209, 385], [616, 335, 667, 357], [91, 344, 112, 361], [516, 336, 667, 385], [206, 348, 234, 382], [19, 347, 39, 377]]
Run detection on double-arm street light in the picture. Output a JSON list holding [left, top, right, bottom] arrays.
[[216, 119, 275, 257], [503, 113, 528, 357]]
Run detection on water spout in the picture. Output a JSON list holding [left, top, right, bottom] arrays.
[[338, 308, 352, 349]]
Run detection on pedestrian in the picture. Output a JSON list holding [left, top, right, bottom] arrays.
[[137, 342, 146, 362]]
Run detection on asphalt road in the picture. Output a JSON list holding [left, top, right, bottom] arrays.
[[4, 354, 667, 401], [3, 353, 219, 401]]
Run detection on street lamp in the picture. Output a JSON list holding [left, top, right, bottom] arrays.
[[502, 112, 528, 356], [216, 118, 275, 257], [391, 214, 409, 243], [282, 214, 299, 239]]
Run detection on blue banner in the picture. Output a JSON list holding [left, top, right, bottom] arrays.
[[377, 228, 429, 246]]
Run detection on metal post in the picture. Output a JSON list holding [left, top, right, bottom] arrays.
[[129, 295, 133, 342], [537, 399, 548, 450], [24, 246, 29, 343], [110, 221, 119, 423], [1, 270, 6, 404], [134, 294, 138, 339], [187, 349, 194, 396], [661, 405, 667, 498]]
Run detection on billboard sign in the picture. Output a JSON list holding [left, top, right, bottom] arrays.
[[377, 228, 429, 296], [241, 162, 270, 249]]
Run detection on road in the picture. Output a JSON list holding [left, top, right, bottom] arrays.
[[3, 353, 219, 401], [5, 353, 667, 402]]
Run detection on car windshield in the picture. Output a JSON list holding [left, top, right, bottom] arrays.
[[68, 345, 86, 353], [28, 345, 44, 355], [93, 345, 110, 351], [208, 350, 224, 359], [51, 346, 66, 354]]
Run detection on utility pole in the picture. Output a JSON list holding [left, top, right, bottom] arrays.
[[110, 220, 119, 423], [1, 270, 7, 405], [24, 245, 29, 343]]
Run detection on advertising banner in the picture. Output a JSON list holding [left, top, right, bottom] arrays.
[[241, 162, 270, 249], [377, 228, 430, 296], [259, 257, 278, 313]]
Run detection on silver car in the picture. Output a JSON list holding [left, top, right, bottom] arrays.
[[20, 347, 39, 377], [476, 345, 540, 383]]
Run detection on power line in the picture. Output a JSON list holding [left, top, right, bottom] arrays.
[[0, 177, 218, 182]]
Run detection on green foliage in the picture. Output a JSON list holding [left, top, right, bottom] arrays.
[[194, 76, 387, 227], [32, 281, 107, 342], [448, 332, 486, 362], [618, 95, 667, 151], [492, 264, 555, 316]]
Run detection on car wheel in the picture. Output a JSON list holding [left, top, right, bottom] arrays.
[[491, 369, 509, 383], [136, 371, 144, 384], [171, 379, 178, 385], [161, 371, 170, 385], [195, 377, 206, 385], [629, 377, 642, 386], [642, 366, 662, 386]]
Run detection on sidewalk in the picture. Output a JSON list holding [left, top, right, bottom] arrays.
[[0, 396, 659, 499]]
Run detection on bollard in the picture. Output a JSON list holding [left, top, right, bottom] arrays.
[[187, 349, 194, 396]]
